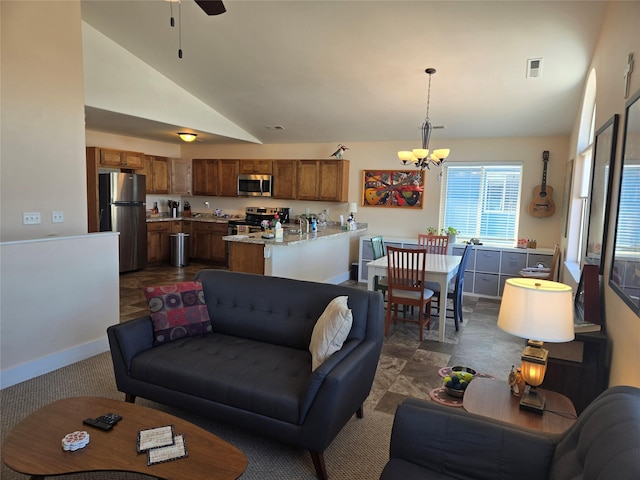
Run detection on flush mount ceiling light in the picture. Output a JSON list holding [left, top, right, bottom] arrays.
[[178, 132, 197, 142], [398, 68, 450, 170]]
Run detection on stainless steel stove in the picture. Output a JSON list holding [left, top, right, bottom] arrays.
[[227, 207, 290, 235]]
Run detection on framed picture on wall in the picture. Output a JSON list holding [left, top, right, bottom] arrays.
[[609, 88, 640, 316], [361, 170, 426, 208]]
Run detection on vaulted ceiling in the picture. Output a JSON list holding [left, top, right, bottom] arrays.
[[81, 0, 608, 145]]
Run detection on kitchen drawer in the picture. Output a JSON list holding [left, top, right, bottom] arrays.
[[528, 253, 553, 268], [362, 240, 374, 260], [473, 273, 499, 297], [500, 251, 527, 275], [463, 271, 474, 293], [147, 221, 171, 233], [474, 250, 501, 274]]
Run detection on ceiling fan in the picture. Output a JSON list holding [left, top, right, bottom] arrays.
[[194, 0, 226, 16], [170, 1, 226, 58]]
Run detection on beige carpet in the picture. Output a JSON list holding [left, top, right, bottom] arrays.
[[1, 351, 393, 480]]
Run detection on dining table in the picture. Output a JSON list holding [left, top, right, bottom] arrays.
[[366, 252, 462, 342]]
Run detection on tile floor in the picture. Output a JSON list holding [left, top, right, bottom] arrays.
[[119, 263, 523, 416]]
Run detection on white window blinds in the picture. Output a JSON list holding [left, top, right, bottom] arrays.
[[614, 162, 640, 253], [440, 164, 523, 246]]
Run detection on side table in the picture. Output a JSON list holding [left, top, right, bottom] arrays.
[[464, 378, 577, 434]]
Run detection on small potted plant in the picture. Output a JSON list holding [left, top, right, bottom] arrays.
[[426, 226, 438, 235], [442, 226, 460, 243]]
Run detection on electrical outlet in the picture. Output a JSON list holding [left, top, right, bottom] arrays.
[[23, 212, 41, 225], [52, 211, 64, 223]]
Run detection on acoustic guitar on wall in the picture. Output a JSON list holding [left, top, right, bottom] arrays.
[[528, 150, 556, 217]]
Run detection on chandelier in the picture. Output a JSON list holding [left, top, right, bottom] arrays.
[[398, 68, 450, 170]]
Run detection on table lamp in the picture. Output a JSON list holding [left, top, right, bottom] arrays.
[[497, 278, 574, 413]]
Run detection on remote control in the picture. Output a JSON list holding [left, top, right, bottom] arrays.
[[96, 413, 122, 425], [82, 413, 122, 431], [82, 417, 113, 431]]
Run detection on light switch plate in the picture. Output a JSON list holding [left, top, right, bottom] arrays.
[[52, 211, 64, 223], [23, 212, 41, 225]]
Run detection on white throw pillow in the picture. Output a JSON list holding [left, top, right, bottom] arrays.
[[309, 296, 353, 371]]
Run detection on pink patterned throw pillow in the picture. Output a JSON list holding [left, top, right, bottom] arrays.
[[143, 281, 212, 345]]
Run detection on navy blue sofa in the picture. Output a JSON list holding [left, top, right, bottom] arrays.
[[107, 270, 384, 480], [381, 386, 640, 480]]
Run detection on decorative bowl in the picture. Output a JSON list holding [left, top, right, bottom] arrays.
[[444, 366, 477, 398]]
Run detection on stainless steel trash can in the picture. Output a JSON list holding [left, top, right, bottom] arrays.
[[170, 233, 189, 267]]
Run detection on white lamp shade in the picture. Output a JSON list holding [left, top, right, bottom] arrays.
[[497, 278, 575, 342], [348, 202, 358, 213]]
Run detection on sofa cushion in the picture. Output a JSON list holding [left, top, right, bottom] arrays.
[[143, 281, 212, 345], [129, 333, 312, 424], [196, 270, 371, 351], [309, 296, 353, 370]]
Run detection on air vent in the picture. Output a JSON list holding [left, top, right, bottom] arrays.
[[266, 125, 285, 130], [527, 58, 543, 78]]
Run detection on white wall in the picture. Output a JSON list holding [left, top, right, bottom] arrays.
[[0, 234, 120, 388], [180, 136, 569, 251], [0, 1, 120, 388], [1, 0, 87, 241], [82, 22, 260, 144], [573, 1, 640, 388]]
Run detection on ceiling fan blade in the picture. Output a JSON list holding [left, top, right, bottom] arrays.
[[195, 0, 226, 15]]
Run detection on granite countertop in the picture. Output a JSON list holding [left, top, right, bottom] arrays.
[[223, 224, 367, 246], [146, 214, 243, 223]]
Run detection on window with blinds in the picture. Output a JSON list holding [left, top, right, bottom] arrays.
[[615, 163, 640, 253], [439, 164, 523, 246]]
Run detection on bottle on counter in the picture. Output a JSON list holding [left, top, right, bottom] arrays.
[[318, 209, 327, 226], [274, 214, 283, 239], [311, 218, 317, 232]]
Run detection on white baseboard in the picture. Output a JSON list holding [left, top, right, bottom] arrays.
[[0, 336, 110, 389], [326, 271, 351, 285]]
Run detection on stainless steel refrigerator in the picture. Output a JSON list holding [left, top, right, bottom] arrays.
[[99, 172, 147, 272]]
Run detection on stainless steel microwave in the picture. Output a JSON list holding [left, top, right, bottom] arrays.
[[237, 174, 273, 197]]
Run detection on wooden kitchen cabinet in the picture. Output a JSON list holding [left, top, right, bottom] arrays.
[[218, 160, 239, 196], [99, 148, 144, 169], [170, 158, 192, 195], [192, 159, 237, 197], [190, 222, 228, 264], [147, 222, 171, 264], [273, 159, 297, 199], [142, 155, 170, 194], [297, 160, 349, 202], [239, 159, 273, 174], [192, 159, 218, 195]]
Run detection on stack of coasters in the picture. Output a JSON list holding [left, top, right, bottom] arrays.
[[137, 425, 187, 465], [62, 431, 90, 451]]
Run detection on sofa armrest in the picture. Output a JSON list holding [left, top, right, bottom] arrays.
[[300, 338, 382, 451], [387, 398, 558, 480], [107, 316, 154, 375]]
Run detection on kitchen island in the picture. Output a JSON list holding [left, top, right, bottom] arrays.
[[224, 224, 367, 284]]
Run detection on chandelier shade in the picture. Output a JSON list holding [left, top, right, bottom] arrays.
[[398, 68, 450, 170]]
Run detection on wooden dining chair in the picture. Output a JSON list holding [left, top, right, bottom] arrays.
[[385, 246, 434, 341], [370, 236, 388, 300], [417, 234, 449, 254], [521, 244, 560, 281]]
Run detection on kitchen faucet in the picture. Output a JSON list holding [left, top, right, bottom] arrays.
[[297, 216, 309, 234]]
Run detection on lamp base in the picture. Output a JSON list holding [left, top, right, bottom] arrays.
[[519, 387, 545, 414]]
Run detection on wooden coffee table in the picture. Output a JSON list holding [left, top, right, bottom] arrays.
[[2, 397, 247, 480], [464, 378, 577, 434]]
